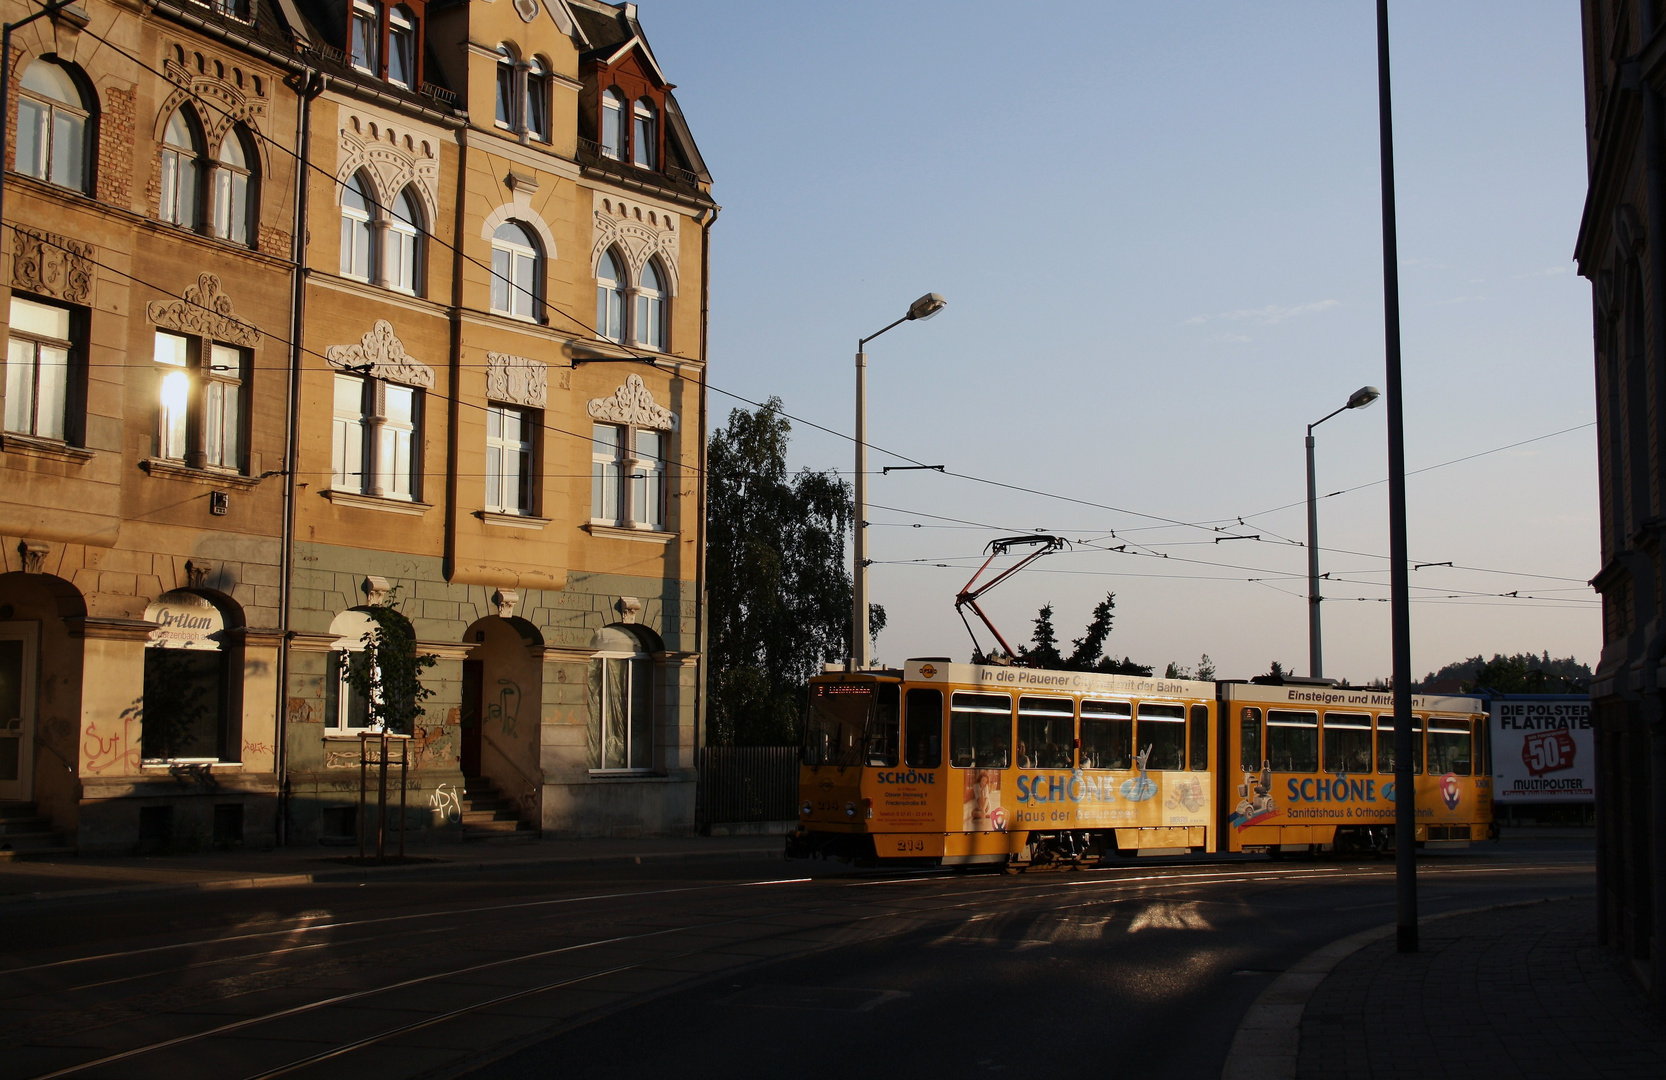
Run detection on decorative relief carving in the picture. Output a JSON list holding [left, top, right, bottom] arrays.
[[592, 195, 679, 295], [12, 227, 92, 303], [326, 321, 434, 388], [160, 41, 269, 148], [147, 274, 262, 346], [18, 541, 48, 575], [486, 353, 547, 408], [338, 110, 440, 228], [587, 375, 677, 431], [362, 576, 391, 605], [493, 588, 519, 619], [184, 560, 211, 589]]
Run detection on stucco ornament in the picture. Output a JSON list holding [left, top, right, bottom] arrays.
[[486, 353, 547, 408], [12, 227, 93, 303], [587, 374, 677, 431], [326, 320, 434, 388], [147, 274, 262, 346]]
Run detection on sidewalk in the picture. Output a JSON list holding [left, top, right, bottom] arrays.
[[0, 834, 784, 906], [1227, 897, 1666, 1079]]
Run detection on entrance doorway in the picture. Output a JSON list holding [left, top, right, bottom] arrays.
[[460, 659, 482, 777], [0, 623, 38, 801]]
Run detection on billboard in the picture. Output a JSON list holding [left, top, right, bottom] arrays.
[[1490, 697, 1593, 803]]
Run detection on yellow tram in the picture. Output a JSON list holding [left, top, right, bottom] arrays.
[[786, 661, 1493, 867]]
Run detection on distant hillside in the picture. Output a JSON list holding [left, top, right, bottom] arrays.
[[1415, 652, 1591, 693]]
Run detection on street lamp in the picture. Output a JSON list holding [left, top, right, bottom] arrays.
[[0, 1, 90, 232], [851, 291, 946, 671], [1305, 384, 1379, 679]]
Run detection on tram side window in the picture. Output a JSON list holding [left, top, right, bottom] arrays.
[[1322, 713, 1373, 774], [1426, 718, 1472, 776], [1265, 710, 1319, 773], [949, 692, 1011, 769], [1376, 717, 1423, 775], [1240, 707, 1262, 771], [1137, 703, 1187, 770], [904, 688, 943, 769], [1189, 704, 1209, 771], [1081, 700, 1132, 769], [865, 683, 900, 767], [803, 683, 870, 767], [1017, 696, 1074, 768]]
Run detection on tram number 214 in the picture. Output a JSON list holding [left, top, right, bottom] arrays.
[[888, 837, 929, 854]]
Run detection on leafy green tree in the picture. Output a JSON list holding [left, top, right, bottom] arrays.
[[344, 595, 437, 734], [1021, 592, 1153, 675], [706, 399, 884, 746]]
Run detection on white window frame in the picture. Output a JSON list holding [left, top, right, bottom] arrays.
[[159, 108, 202, 229], [387, 5, 416, 88], [16, 59, 89, 193], [490, 221, 541, 321], [388, 187, 422, 295], [340, 172, 377, 281], [486, 402, 536, 515], [212, 129, 254, 246], [331, 373, 421, 500], [495, 46, 516, 130], [590, 642, 653, 773], [327, 610, 377, 734], [523, 57, 549, 142], [596, 248, 626, 342], [5, 295, 75, 442], [632, 98, 656, 169], [634, 258, 666, 351], [152, 329, 248, 473], [592, 421, 670, 531], [350, 0, 381, 75], [601, 89, 624, 159], [632, 428, 664, 530]]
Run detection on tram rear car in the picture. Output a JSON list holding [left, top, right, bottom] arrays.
[[789, 660, 1218, 867], [1219, 682, 1492, 854]]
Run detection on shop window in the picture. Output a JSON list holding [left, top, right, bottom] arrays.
[[5, 295, 80, 443], [949, 692, 1010, 769], [141, 591, 237, 762], [588, 626, 653, 772], [904, 688, 942, 768], [1017, 696, 1072, 768], [16, 57, 91, 193], [485, 403, 535, 514], [1137, 702, 1186, 770], [1080, 699, 1131, 770]]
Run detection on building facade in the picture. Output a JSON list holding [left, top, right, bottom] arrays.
[[0, 0, 713, 854], [1579, 0, 1666, 1007]]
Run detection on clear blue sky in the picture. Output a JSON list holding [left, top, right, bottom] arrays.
[[642, 0, 1597, 682]]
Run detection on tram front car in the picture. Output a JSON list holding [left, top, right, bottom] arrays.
[[787, 660, 1218, 868]]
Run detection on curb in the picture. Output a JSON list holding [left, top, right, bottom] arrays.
[[1219, 895, 1579, 1080], [0, 843, 784, 908]]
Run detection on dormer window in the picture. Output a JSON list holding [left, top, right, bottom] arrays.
[[350, 0, 381, 74], [388, 6, 416, 88], [524, 57, 549, 142], [495, 46, 551, 144], [632, 99, 657, 169], [601, 89, 624, 159]]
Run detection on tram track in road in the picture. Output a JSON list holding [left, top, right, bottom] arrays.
[[6, 854, 1592, 1080]]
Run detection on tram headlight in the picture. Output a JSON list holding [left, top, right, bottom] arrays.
[[845, 801, 856, 817], [800, 801, 812, 816]]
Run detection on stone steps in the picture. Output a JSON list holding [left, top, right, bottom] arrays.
[[458, 778, 538, 842], [0, 801, 71, 860]]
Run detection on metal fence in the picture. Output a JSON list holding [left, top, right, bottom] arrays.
[[697, 746, 798, 827]]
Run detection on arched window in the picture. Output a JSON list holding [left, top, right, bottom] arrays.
[[350, 0, 381, 74], [632, 98, 657, 168], [490, 221, 541, 320], [16, 58, 90, 192], [523, 56, 549, 142], [159, 108, 203, 228], [495, 46, 516, 129], [600, 89, 624, 159], [340, 171, 376, 280], [635, 257, 666, 350], [588, 625, 653, 771], [142, 591, 239, 761], [388, 187, 422, 294], [596, 248, 626, 342], [388, 5, 417, 88], [212, 128, 255, 246], [326, 609, 376, 732]]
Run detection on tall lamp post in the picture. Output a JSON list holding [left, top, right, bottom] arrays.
[[1305, 384, 1380, 679], [851, 291, 946, 671]]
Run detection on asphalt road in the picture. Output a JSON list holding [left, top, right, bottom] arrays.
[[0, 839, 1593, 1080]]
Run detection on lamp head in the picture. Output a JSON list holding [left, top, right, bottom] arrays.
[[906, 292, 947, 321], [1347, 385, 1381, 410]]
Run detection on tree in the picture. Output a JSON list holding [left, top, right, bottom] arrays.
[[1415, 652, 1591, 693], [343, 594, 437, 734], [1021, 592, 1153, 675], [1196, 654, 1216, 681], [706, 399, 884, 746]]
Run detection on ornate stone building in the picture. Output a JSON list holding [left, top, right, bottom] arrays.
[[1580, 0, 1666, 1006], [0, 0, 713, 853]]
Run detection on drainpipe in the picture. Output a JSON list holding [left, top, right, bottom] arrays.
[[694, 202, 717, 752], [1635, 6, 1666, 1011], [275, 68, 324, 847]]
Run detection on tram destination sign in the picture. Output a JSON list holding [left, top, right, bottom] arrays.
[[1490, 697, 1593, 804]]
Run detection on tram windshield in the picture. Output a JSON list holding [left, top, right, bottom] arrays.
[[804, 683, 873, 766]]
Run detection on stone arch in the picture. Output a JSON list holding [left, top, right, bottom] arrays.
[[480, 202, 556, 264], [460, 614, 544, 816]]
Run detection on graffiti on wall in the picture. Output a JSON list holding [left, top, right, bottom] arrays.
[[430, 782, 461, 824], [83, 714, 139, 774], [485, 678, 523, 738]]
